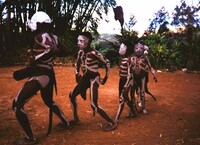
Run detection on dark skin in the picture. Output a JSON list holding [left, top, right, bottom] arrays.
[[115, 42, 137, 121], [131, 43, 157, 113]]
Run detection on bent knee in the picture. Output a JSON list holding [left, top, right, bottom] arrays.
[[69, 92, 76, 101], [43, 100, 55, 108], [12, 99, 24, 113]]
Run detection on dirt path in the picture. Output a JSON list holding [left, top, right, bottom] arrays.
[[0, 66, 200, 145]]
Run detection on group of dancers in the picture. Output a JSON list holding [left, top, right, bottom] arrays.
[[12, 11, 157, 144]]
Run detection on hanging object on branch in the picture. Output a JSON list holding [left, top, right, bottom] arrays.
[[113, 6, 124, 27]]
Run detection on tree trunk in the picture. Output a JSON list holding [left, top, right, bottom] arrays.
[[186, 25, 193, 70]]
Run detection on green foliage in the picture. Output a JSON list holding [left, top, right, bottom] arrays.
[[59, 30, 79, 57], [166, 39, 185, 70], [0, 0, 117, 66], [191, 28, 200, 70], [142, 0, 200, 71], [144, 34, 167, 68], [93, 37, 120, 67], [143, 33, 185, 71], [1, 0, 200, 71], [171, 0, 200, 70]]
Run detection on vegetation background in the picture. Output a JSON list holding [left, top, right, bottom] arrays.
[[0, 1, 200, 144], [0, 0, 200, 71]]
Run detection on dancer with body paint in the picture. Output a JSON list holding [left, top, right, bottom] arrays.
[[115, 41, 137, 122], [12, 11, 71, 144], [69, 31, 117, 132], [131, 43, 157, 114]]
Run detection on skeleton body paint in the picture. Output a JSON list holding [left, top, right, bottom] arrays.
[[69, 32, 117, 132], [115, 42, 137, 122], [131, 43, 157, 114], [12, 11, 70, 143]]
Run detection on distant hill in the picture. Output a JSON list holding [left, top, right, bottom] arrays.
[[93, 33, 120, 49]]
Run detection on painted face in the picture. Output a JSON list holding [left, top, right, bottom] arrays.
[[134, 44, 144, 56], [77, 35, 89, 50], [119, 43, 127, 56]]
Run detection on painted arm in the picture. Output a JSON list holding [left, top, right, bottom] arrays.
[[94, 50, 110, 85], [29, 33, 58, 65], [75, 50, 83, 83], [145, 56, 157, 82]]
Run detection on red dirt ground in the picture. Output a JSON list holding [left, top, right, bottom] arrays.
[[0, 66, 200, 145]]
